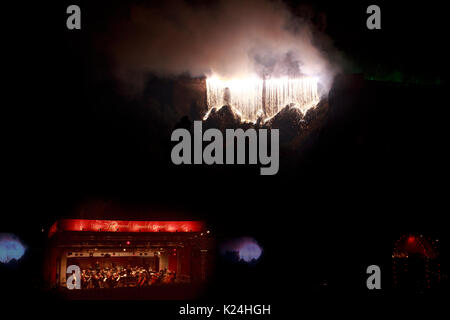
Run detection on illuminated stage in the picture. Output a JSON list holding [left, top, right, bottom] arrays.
[[44, 219, 214, 290]]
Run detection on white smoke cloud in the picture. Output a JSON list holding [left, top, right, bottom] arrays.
[[104, 0, 335, 84]]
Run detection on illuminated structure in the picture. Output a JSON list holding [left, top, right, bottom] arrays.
[[392, 234, 441, 290], [44, 219, 214, 288]]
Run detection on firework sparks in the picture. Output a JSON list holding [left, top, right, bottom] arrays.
[[206, 76, 320, 122]]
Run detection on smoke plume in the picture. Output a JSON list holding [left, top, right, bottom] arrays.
[[104, 0, 335, 86]]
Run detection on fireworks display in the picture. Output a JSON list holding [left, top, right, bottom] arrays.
[[206, 76, 320, 122]]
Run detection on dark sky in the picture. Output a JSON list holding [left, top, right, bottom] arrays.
[[2, 0, 446, 232], [1, 0, 445, 227]]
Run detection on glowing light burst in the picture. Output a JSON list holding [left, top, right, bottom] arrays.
[[206, 76, 320, 122], [238, 240, 262, 262], [221, 237, 263, 263], [0, 233, 26, 264]]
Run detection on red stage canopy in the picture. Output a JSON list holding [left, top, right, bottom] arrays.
[[48, 219, 205, 237]]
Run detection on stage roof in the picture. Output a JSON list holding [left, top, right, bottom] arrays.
[[48, 219, 205, 237]]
